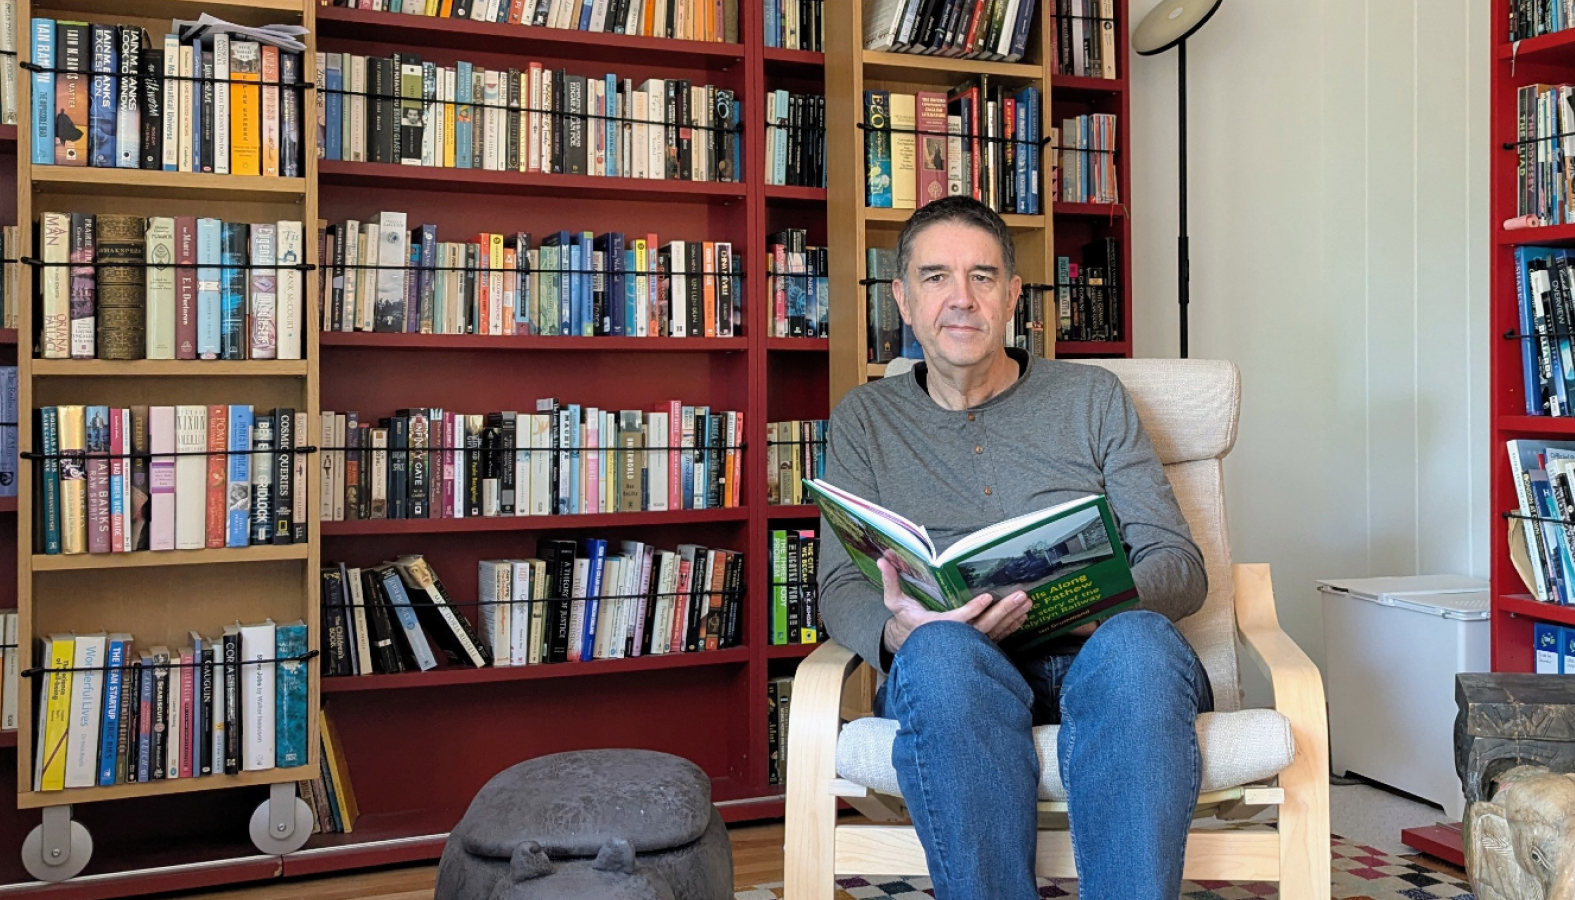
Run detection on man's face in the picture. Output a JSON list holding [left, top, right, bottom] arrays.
[[892, 221, 1023, 371]]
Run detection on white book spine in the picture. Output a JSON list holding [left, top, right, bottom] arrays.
[[165, 655, 181, 778], [510, 561, 532, 665], [62, 635, 105, 789], [350, 56, 367, 163], [173, 405, 207, 550], [177, 44, 194, 173], [145, 217, 177, 359], [0, 613, 16, 730], [239, 621, 276, 771], [210, 636, 224, 774], [358, 223, 378, 332], [276, 220, 304, 360], [348, 570, 373, 675], [567, 557, 588, 661], [249, 224, 277, 359], [214, 34, 231, 175], [162, 35, 179, 171], [319, 411, 335, 521], [648, 413, 668, 511]]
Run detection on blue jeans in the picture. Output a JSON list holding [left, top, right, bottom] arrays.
[[874, 610, 1214, 900]]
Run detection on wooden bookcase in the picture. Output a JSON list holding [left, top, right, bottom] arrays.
[[2, 0, 321, 886], [824, 0, 1131, 405], [1489, 6, 1575, 670]]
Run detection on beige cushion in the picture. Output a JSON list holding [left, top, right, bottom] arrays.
[[835, 708, 1296, 802]]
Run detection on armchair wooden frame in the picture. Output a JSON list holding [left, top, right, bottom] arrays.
[[783, 563, 1331, 900]]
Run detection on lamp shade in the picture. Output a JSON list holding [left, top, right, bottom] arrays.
[[1133, 0, 1222, 55]]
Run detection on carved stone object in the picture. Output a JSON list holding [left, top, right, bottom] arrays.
[[1467, 765, 1575, 900]]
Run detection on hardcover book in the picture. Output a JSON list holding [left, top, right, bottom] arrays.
[[805, 479, 1138, 657]]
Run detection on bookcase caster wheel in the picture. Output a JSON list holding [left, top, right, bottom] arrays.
[[249, 783, 314, 856], [22, 806, 92, 882]]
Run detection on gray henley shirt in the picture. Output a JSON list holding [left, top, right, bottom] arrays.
[[818, 349, 1207, 672]]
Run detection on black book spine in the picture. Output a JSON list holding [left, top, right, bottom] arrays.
[[321, 567, 350, 675], [198, 645, 214, 775], [139, 48, 163, 170], [200, 49, 215, 173], [123, 662, 142, 783], [547, 541, 575, 662], [684, 549, 707, 652], [273, 408, 294, 543], [495, 412, 516, 515], [677, 79, 692, 179], [506, 68, 521, 173], [151, 652, 169, 778], [280, 52, 301, 178], [361, 570, 405, 673], [665, 80, 679, 179], [565, 74, 586, 175], [405, 410, 429, 519], [223, 632, 241, 775], [389, 415, 409, 519]]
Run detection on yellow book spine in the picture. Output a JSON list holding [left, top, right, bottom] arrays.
[[443, 83, 456, 169], [890, 93, 917, 210], [229, 42, 262, 177], [58, 406, 86, 555], [260, 46, 281, 178], [319, 710, 359, 831], [38, 637, 75, 792]]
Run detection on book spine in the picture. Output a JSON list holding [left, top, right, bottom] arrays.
[[226, 405, 252, 547], [30, 19, 54, 166]]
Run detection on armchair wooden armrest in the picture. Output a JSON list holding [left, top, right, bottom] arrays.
[[1233, 563, 1331, 900], [784, 641, 863, 900]]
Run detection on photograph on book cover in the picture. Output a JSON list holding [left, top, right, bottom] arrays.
[[818, 494, 950, 609], [953, 505, 1114, 598]]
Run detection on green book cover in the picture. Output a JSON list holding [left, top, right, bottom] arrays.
[[805, 478, 1138, 656]]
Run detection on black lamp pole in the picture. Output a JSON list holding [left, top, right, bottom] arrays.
[[1178, 40, 1189, 359]]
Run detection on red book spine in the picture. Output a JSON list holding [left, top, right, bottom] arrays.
[[109, 409, 125, 552], [916, 91, 950, 208], [205, 405, 228, 549], [179, 649, 195, 778], [667, 400, 682, 511], [508, 0, 528, 24], [175, 217, 198, 360], [670, 556, 692, 653]]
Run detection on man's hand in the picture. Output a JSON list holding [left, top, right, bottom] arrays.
[[878, 552, 1030, 654]]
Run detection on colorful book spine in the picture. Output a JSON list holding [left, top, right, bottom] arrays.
[[275, 621, 307, 767], [225, 404, 253, 548], [30, 18, 54, 166], [195, 218, 222, 359], [220, 222, 248, 359]]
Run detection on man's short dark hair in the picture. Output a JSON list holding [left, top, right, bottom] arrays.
[[894, 195, 1017, 284]]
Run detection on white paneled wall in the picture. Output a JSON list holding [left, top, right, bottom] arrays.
[[1123, 0, 1490, 683]]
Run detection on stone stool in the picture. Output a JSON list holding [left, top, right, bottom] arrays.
[[435, 749, 733, 900], [1456, 673, 1575, 806]]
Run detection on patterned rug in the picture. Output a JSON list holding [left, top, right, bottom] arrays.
[[733, 836, 1476, 900]]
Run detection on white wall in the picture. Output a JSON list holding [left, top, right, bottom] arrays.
[[1124, 0, 1491, 688]]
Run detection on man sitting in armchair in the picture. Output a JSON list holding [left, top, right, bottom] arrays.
[[819, 195, 1213, 900]]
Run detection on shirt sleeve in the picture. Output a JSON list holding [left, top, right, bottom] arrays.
[[815, 398, 897, 672], [1097, 377, 1208, 622]]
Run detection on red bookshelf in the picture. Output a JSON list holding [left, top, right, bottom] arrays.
[[321, 646, 750, 693], [318, 332, 748, 352], [1491, 0, 1575, 673], [318, 159, 749, 202], [321, 508, 749, 536]]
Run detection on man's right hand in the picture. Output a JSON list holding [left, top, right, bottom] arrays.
[[878, 551, 1030, 655]]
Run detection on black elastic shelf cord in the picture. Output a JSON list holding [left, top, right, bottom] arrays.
[[319, 86, 742, 134], [24, 649, 319, 679], [22, 446, 318, 462], [857, 121, 1074, 150], [1505, 511, 1575, 526], [20, 62, 312, 91], [1050, 12, 1117, 22], [323, 590, 742, 610], [332, 262, 741, 278], [315, 442, 742, 453], [1504, 131, 1575, 149], [23, 258, 315, 272]]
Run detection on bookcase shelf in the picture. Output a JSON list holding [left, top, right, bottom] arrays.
[[1496, 594, 1575, 628], [28, 167, 310, 202], [860, 49, 1043, 81], [765, 184, 829, 205], [0, 498, 15, 514], [767, 337, 828, 351], [53, 0, 305, 18], [1051, 75, 1127, 95], [320, 646, 751, 694], [1494, 221, 1575, 246], [1056, 340, 1133, 357], [767, 504, 820, 518], [764, 46, 827, 75], [1054, 201, 1126, 219], [764, 642, 818, 659], [30, 545, 311, 572], [29, 360, 310, 377], [863, 207, 1046, 230], [1494, 27, 1575, 63], [316, 5, 746, 68], [318, 333, 747, 353], [0, 125, 14, 148], [0, 731, 16, 749], [317, 160, 748, 203], [1496, 415, 1575, 434], [320, 507, 749, 537], [16, 767, 307, 812]]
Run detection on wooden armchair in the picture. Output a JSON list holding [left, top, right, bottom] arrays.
[[783, 359, 1330, 900]]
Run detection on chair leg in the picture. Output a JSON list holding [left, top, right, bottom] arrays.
[[1273, 707, 1332, 900]]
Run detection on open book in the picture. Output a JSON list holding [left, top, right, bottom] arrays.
[[804, 479, 1139, 655]]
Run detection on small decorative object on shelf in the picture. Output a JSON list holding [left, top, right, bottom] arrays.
[[316, 52, 742, 183], [320, 216, 740, 338]]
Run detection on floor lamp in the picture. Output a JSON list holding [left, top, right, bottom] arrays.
[[1134, 0, 1222, 359]]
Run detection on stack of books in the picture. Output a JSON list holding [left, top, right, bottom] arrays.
[[863, 248, 920, 364], [32, 621, 309, 791], [766, 418, 826, 505], [321, 543, 743, 675], [1056, 238, 1122, 342], [766, 229, 828, 338], [1513, 84, 1575, 226], [321, 0, 738, 42], [765, 90, 824, 188], [316, 53, 742, 183], [37, 213, 306, 361], [298, 711, 357, 834], [769, 529, 819, 645], [0, 612, 19, 733], [1511, 0, 1574, 41], [864, 82, 1042, 215], [1512, 246, 1575, 417], [862, 0, 1039, 61], [1, 228, 20, 332], [321, 216, 740, 338], [1052, 0, 1117, 78], [29, 19, 306, 175], [764, 0, 823, 51], [34, 404, 309, 555], [1509, 439, 1575, 606], [320, 402, 744, 521], [1051, 114, 1118, 205]]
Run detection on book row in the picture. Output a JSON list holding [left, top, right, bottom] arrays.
[[1514, 84, 1575, 226], [1051, 114, 1119, 206], [322, 542, 743, 678], [764, 0, 823, 51], [766, 228, 828, 338], [321, 0, 738, 43], [36, 214, 306, 362], [766, 418, 826, 506], [766, 674, 792, 785], [765, 90, 825, 188], [862, 0, 1039, 62], [863, 249, 1045, 363], [299, 710, 357, 836], [1534, 622, 1575, 673], [769, 528, 820, 645], [0, 2, 15, 126], [32, 621, 309, 792], [315, 53, 742, 183], [0, 613, 20, 732], [34, 405, 309, 556], [1510, 0, 1575, 41], [320, 216, 741, 338], [1512, 246, 1575, 417], [1508, 439, 1575, 606], [864, 82, 1043, 215], [1056, 238, 1122, 343], [1051, 0, 1117, 79], [320, 402, 744, 522], [29, 20, 306, 176]]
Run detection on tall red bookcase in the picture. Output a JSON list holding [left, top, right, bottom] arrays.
[[1489, 4, 1575, 671]]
